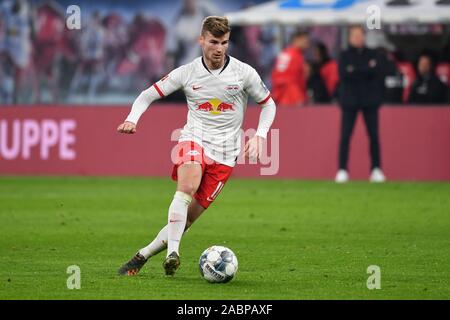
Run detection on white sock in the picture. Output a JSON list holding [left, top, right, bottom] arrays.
[[167, 191, 192, 257], [138, 225, 168, 259], [138, 223, 191, 259]]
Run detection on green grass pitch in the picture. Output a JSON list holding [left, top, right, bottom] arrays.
[[0, 176, 449, 299]]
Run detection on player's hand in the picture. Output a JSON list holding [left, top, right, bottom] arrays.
[[244, 135, 264, 161], [117, 121, 136, 134]]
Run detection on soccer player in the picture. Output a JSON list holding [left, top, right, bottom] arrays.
[[117, 16, 276, 276]]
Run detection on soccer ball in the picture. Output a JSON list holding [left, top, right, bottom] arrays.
[[199, 246, 238, 283]]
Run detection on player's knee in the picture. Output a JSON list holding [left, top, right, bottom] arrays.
[[177, 183, 197, 197]]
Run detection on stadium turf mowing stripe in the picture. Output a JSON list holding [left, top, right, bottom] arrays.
[[0, 176, 449, 299]]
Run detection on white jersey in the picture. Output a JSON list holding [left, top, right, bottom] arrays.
[[153, 56, 271, 167]]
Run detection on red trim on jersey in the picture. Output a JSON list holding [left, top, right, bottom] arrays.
[[258, 94, 271, 105], [153, 83, 164, 98]]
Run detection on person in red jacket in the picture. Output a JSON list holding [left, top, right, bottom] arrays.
[[271, 31, 310, 106]]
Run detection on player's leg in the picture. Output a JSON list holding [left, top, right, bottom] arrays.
[[362, 108, 385, 182], [336, 108, 358, 182], [163, 162, 203, 275], [118, 199, 203, 276], [136, 198, 205, 260], [362, 108, 380, 169], [186, 198, 206, 229], [137, 225, 169, 259], [163, 162, 232, 275], [188, 161, 233, 225], [119, 141, 204, 276]]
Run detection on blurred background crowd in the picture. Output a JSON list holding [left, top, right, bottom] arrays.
[[0, 0, 449, 106]]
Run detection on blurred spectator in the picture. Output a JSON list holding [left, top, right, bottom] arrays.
[[229, 3, 263, 74], [117, 14, 166, 92], [69, 11, 105, 103], [305, 61, 330, 103], [408, 53, 447, 104], [102, 13, 128, 91], [258, 24, 280, 87], [33, 0, 66, 104], [436, 62, 450, 85], [0, 0, 32, 104], [166, 0, 215, 69], [309, 26, 339, 59], [311, 42, 339, 101], [335, 25, 386, 183], [230, 23, 262, 72], [271, 31, 310, 107], [394, 51, 416, 102], [377, 47, 404, 104], [0, 5, 6, 103]]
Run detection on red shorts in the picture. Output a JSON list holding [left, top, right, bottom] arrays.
[[171, 141, 233, 209]]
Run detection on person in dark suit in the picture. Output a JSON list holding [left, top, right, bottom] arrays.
[[335, 25, 386, 183], [408, 53, 447, 104]]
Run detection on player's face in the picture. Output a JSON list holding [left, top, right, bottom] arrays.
[[200, 31, 230, 68]]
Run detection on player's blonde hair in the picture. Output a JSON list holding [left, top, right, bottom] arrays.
[[201, 16, 231, 37]]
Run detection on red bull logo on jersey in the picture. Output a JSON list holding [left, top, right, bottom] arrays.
[[196, 98, 235, 115]]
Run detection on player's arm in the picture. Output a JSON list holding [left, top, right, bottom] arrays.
[[117, 66, 186, 134], [117, 85, 162, 134], [244, 98, 276, 160], [243, 67, 277, 160]]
